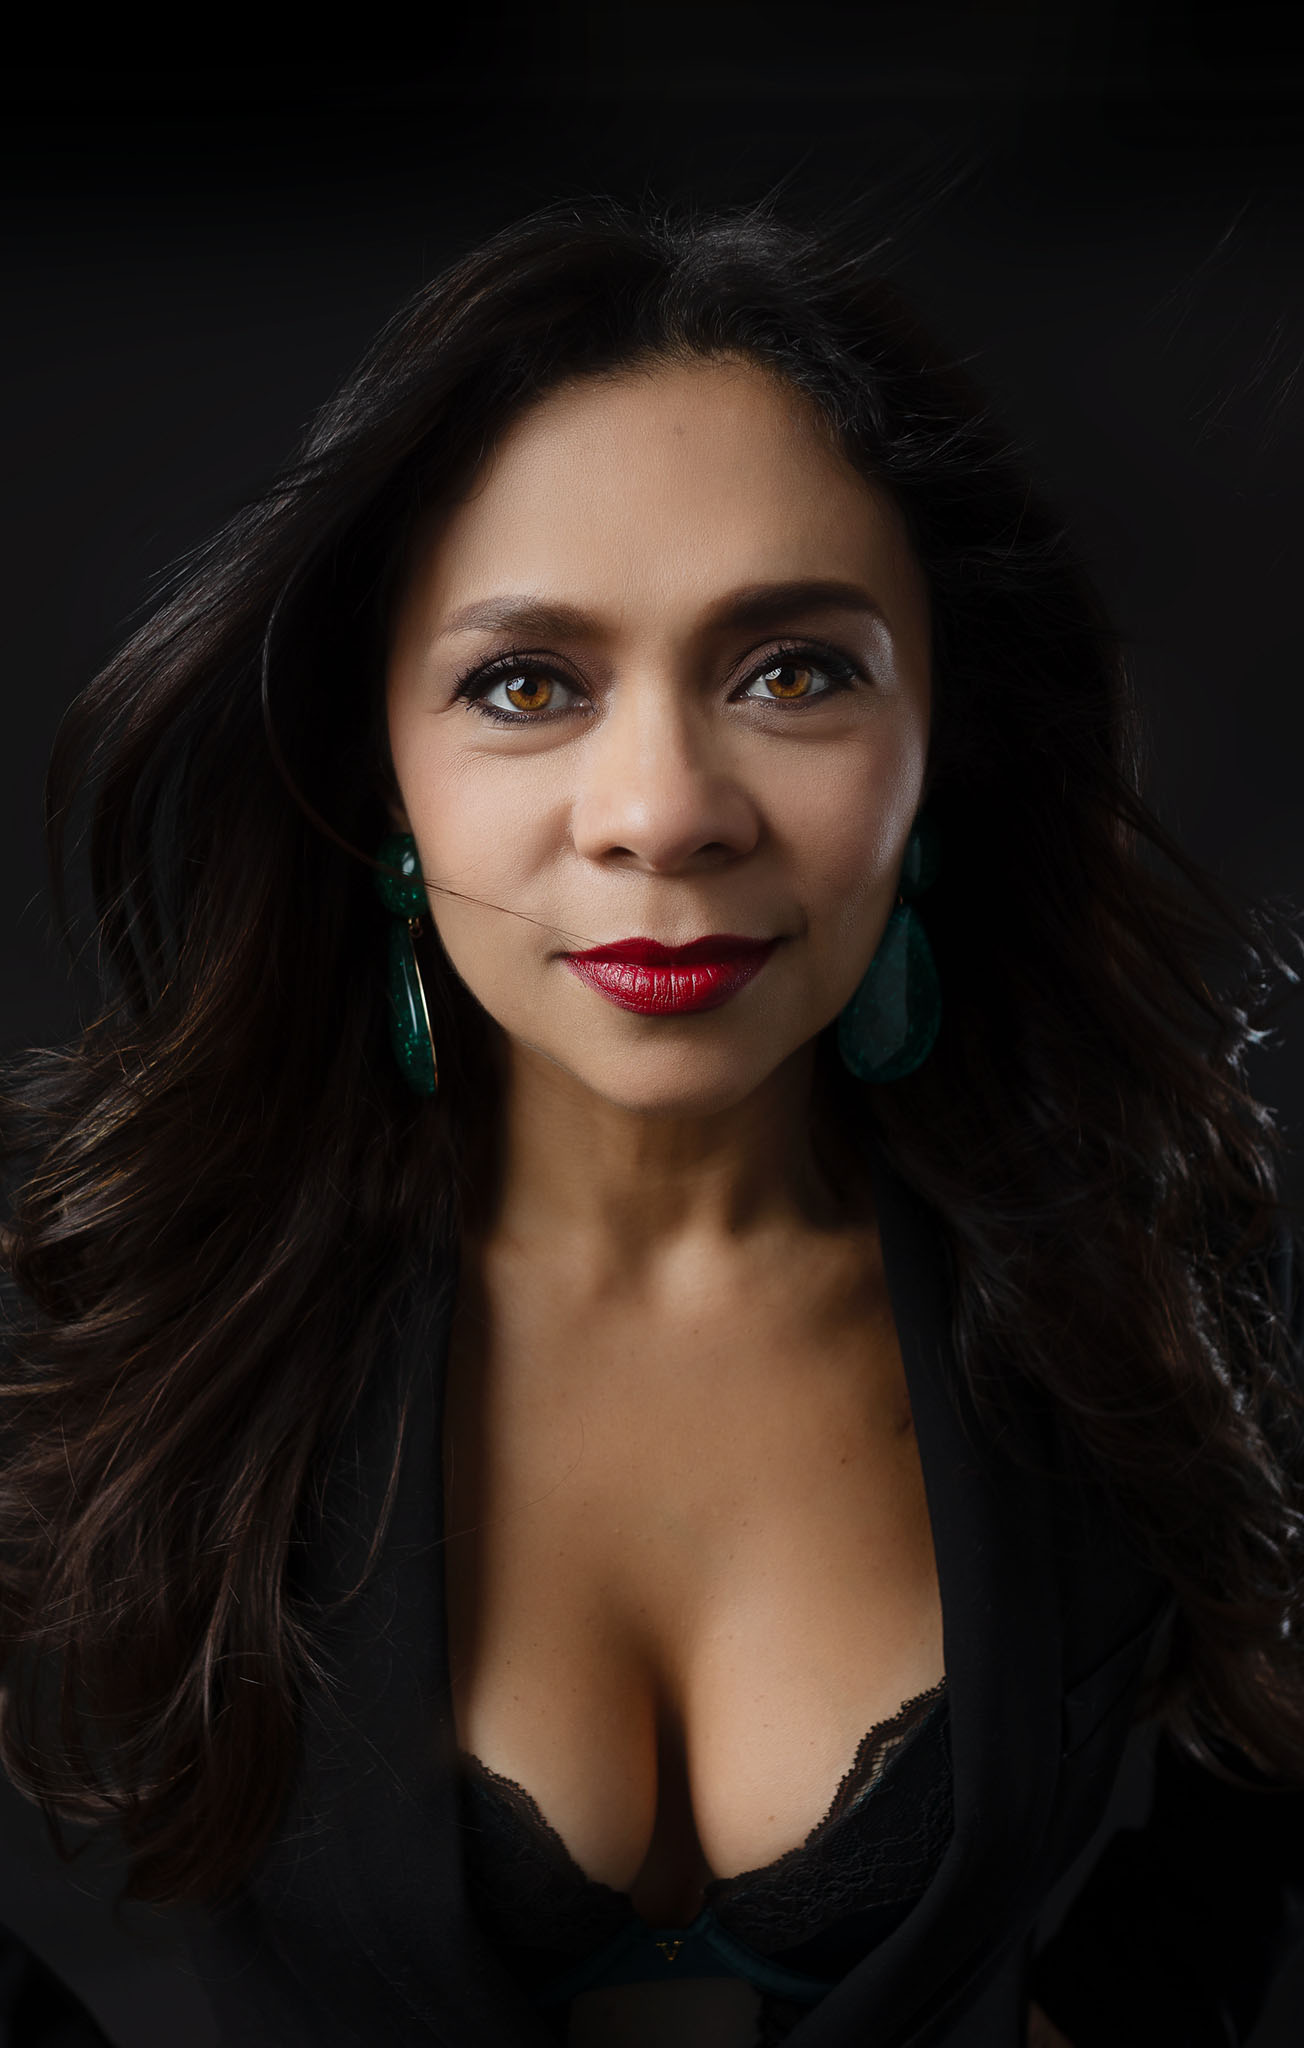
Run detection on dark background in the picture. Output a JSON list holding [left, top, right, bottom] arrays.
[[6, 11, 1304, 1209], [3, 9, 1304, 2039]]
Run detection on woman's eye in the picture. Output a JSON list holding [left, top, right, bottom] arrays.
[[458, 646, 858, 723], [468, 666, 582, 720], [494, 671, 559, 713], [738, 653, 855, 705]]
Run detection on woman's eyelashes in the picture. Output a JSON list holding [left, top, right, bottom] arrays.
[[456, 656, 577, 721], [449, 642, 866, 726], [737, 647, 861, 707]]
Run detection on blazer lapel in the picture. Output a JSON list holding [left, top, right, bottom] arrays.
[[230, 1249, 557, 2047], [788, 1134, 1066, 2045]]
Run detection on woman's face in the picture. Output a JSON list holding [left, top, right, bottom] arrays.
[[386, 354, 932, 1118]]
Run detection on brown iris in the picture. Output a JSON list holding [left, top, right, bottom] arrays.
[[757, 662, 816, 699], [504, 673, 555, 711]]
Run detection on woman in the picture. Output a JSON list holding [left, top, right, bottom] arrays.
[[0, 193, 1302, 2048]]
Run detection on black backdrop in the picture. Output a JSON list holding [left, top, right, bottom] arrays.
[[3, 13, 1304, 2038], [5, 16, 1303, 1205]]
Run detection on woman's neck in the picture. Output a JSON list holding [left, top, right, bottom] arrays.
[[460, 1032, 876, 1297]]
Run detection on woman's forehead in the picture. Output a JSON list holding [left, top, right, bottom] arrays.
[[393, 358, 921, 648]]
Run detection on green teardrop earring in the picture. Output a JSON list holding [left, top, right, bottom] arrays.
[[374, 832, 438, 1097], [836, 811, 942, 1084]]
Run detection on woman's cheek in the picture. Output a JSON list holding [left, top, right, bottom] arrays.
[[777, 762, 913, 942], [410, 798, 561, 1017]]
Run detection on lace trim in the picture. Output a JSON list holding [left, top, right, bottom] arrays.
[[456, 1674, 950, 1953], [706, 1687, 954, 1951], [711, 1676, 947, 1889], [458, 1753, 634, 1960]]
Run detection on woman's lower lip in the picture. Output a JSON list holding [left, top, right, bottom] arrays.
[[563, 945, 778, 1015]]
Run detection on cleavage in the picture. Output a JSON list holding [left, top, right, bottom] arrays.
[[440, 1243, 946, 1923], [457, 1676, 951, 1929]]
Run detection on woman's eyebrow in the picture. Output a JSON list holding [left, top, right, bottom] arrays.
[[438, 578, 887, 641]]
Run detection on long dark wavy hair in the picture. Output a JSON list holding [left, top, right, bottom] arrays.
[[2, 192, 1302, 1909]]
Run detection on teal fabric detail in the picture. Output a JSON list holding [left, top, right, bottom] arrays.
[[533, 1908, 836, 2010]]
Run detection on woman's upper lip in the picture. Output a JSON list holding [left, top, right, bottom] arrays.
[[564, 934, 779, 965]]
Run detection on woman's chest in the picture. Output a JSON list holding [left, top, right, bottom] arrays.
[[440, 1266, 945, 1926]]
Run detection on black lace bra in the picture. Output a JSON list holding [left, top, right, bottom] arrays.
[[456, 1676, 952, 2045]]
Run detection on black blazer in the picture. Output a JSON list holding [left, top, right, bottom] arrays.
[[2, 1135, 1302, 2048]]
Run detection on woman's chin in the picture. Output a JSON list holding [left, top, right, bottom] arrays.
[[503, 1030, 813, 1122]]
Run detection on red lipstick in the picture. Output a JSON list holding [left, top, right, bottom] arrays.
[[562, 934, 779, 1016]]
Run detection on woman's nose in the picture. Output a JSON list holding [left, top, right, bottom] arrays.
[[567, 680, 761, 875]]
